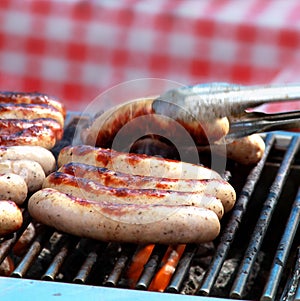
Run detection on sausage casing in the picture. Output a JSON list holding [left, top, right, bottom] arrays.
[[0, 173, 28, 205], [58, 145, 222, 180], [43, 172, 224, 219], [28, 188, 221, 244], [0, 103, 64, 127], [0, 200, 23, 236], [83, 97, 229, 147], [0, 146, 56, 175], [0, 91, 66, 117], [0, 118, 63, 140], [59, 162, 236, 212], [0, 159, 45, 192]]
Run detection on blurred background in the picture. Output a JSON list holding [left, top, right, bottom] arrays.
[[0, 0, 300, 112]]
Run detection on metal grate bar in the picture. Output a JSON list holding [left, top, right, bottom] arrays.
[[197, 133, 276, 296], [165, 244, 198, 294], [135, 244, 168, 290], [280, 246, 300, 301], [11, 227, 52, 278], [42, 236, 79, 281], [230, 135, 300, 299], [104, 244, 134, 287], [73, 250, 98, 284], [262, 187, 300, 301], [0, 211, 32, 264], [73, 240, 107, 284]]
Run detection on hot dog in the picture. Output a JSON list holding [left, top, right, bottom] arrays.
[[0, 118, 63, 140], [0, 91, 66, 117], [83, 97, 230, 147], [28, 188, 221, 244], [43, 172, 224, 219], [58, 162, 236, 212], [0, 146, 56, 175], [0, 200, 23, 236], [0, 173, 27, 205], [0, 103, 64, 127], [0, 159, 45, 192], [57, 145, 222, 180]]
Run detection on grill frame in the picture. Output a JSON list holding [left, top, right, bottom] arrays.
[[1, 120, 300, 300]]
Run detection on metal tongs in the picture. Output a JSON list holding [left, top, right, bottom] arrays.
[[153, 82, 300, 143]]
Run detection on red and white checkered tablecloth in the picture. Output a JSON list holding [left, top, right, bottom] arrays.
[[1, 0, 300, 112]]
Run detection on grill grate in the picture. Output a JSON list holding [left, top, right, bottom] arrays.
[[1, 118, 300, 300]]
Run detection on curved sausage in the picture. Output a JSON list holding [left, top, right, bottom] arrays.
[[0, 91, 66, 118], [0, 159, 45, 192], [83, 97, 229, 147], [0, 173, 28, 205], [59, 162, 236, 212], [0, 146, 56, 175], [57, 145, 222, 180], [43, 172, 224, 219], [0, 103, 64, 127], [28, 188, 221, 244], [0, 118, 63, 140], [0, 200, 23, 236]]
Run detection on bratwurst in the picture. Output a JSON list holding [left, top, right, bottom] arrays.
[[0, 145, 56, 175], [57, 145, 222, 180], [83, 97, 230, 147], [0, 200, 23, 236], [0, 103, 64, 127], [58, 162, 236, 212], [0, 91, 66, 117], [28, 188, 221, 244], [43, 172, 224, 219], [0, 159, 45, 192]]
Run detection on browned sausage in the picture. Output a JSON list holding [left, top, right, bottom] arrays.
[[43, 172, 224, 219], [0, 91, 66, 117], [0, 118, 63, 140], [0, 126, 57, 149], [28, 188, 221, 244], [0, 103, 64, 127], [83, 97, 229, 147], [57, 145, 222, 180], [58, 162, 236, 212]]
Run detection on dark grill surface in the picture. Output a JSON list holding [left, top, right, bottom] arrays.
[[1, 115, 300, 300]]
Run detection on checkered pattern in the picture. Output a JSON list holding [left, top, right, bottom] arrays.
[[0, 0, 300, 111]]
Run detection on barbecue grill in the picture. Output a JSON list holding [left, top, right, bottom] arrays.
[[1, 114, 300, 301]]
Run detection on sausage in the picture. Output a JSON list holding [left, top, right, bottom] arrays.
[[0, 103, 64, 127], [83, 97, 230, 147], [43, 172, 224, 219], [57, 145, 222, 180], [0, 146, 56, 175], [0, 159, 45, 192], [0, 173, 28, 205], [0, 126, 57, 150], [28, 188, 221, 244], [224, 134, 265, 165], [0, 200, 23, 236], [0, 91, 66, 117], [0, 118, 63, 140], [58, 162, 236, 212], [196, 134, 266, 165]]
